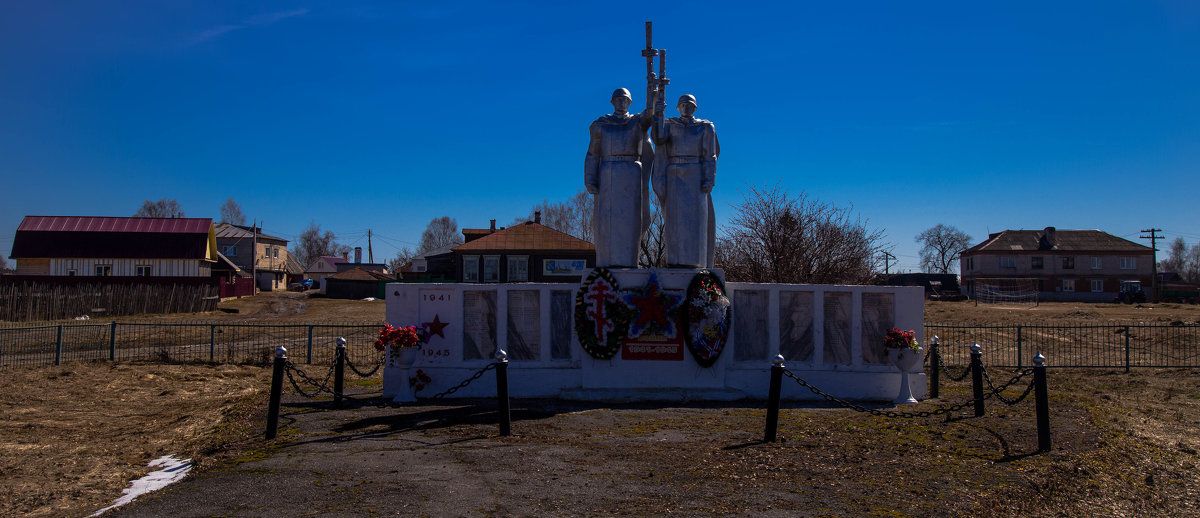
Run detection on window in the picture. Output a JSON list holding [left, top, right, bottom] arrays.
[[273, 248, 279, 259], [1062, 279, 1075, 292], [221, 245, 237, 257], [135, 265, 152, 277], [1091, 257, 1102, 269], [1121, 257, 1137, 270], [966, 257, 974, 270], [462, 256, 479, 282], [66, 269, 76, 277], [1090, 279, 1105, 292], [483, 256, 500, 282], [95, 265, 112, 277], [1061, 257, 1074, 269], [507, 256, 529, 282], [999, 256, 1015, 269], [1031, 257, 1043, 270]]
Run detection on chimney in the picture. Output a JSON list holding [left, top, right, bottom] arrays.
[[534, 211, 541, 224], [490, 219, 496, 232], [354, 247, 362, 263], [1040, 226, 1058, 250], [342, 252, 349, 261]]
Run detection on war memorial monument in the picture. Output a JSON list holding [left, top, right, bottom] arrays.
[[383, 24, 924, 402]]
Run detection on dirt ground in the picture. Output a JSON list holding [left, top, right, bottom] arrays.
[[1, 361, 1198, 517], [926, 299, 1200, 326], [3, 295, 1200, 516]]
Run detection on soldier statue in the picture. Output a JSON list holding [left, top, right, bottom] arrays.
[[652, 93, 719, 268], [584, 88, 653, 267]]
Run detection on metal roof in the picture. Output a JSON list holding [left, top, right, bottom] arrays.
[[452, 222, 595, 252], [17, 216, 212, 234], [963, 228, 1152, 254], [212, 223, 287, 242]]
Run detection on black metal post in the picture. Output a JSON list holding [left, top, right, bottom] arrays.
[[333, 337, 346, 409], [1124, 325, 1131, 373], [929, 335, 940, 399], [496, 349, 511, 436], [307, 326, 315, 364], [970, 343, 985, 417], [764, 355, 784, 442], [1034, 352, 1051, 451], [55, 325, 63, 366], [209, 324, 216, 362], [1016, 326, 1023, 368], [109, 322, 117, 361], [265, 346, 286, 440]]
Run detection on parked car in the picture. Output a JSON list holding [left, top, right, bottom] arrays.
[[302, 278, 316, 290], [287, 283, 305, 292]]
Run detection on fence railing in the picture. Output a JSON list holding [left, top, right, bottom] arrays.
[[4, 321, 1199, 370], [926, 324, 1200, 369], [0, 321, 383, 369]]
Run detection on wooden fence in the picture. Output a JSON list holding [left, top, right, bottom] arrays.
[[0, 279, 220, 322]]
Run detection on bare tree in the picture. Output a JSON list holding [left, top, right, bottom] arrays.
[[571, 189, 594, 243], [291, 221, 350, 269], [219, 197, 246, 225], [388, 247, 417, 274], [0, 254, 8, 272], [638, 197, 666, 268], [1161, 238, 1200, 283], [916, 224, 973, 274], [418, 216, 464, 254], [134, 198, 185, 218], [715, 184, 884, 284]]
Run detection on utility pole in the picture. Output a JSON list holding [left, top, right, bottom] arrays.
[[368, 229, 373, 263], [251, 218, 258, 294], [1141, 228, 1162, 303], [881, 251, 896, 275]]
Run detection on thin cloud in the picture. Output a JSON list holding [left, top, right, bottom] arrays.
[[187, 8, 310, 46]]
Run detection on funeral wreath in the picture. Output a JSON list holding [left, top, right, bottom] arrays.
[[882, 327, 920, 351]]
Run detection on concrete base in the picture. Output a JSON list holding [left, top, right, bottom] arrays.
[[383, 272, 926, 402]]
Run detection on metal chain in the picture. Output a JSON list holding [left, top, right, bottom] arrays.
[[418, 363, 498, 401], [284, 362, 332, 399], [982, 366, 1037, 405], [345, 353, 385, 378], [936, 349, 972, 381], [781, 368, 984, 419]]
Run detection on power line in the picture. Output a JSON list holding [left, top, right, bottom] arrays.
[[1141, 228, 1163, 303]]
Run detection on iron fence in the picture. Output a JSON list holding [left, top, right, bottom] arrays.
[[0, 321, 383, 369], [926, 324, 1200, 369]]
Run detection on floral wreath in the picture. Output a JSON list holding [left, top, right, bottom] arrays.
[[683, 270, 731, 367], [574, 267, 630, 360], [374, 324, 430, 353]]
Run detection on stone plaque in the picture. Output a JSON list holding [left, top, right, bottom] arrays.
[[779, 291, 814, 362], [733, 290, 768, 362], [550, 290, 573, 360], [823, 292, 852, 364], [861, 292, 894, 364], [462, 290, 497, 360], [506, 290, 540, 361]]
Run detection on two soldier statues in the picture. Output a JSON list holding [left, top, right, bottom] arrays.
[[584, 24, 718, 269]]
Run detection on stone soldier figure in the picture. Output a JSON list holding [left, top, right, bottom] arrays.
[[584, 88, 653, 267], [652, 94, 718, 268]]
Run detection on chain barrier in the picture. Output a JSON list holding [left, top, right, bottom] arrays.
[[345, 353, 385, 378], [982, 366, 1037, 405], [418, 363, 498, 401], [284, 361, 336, 399], [781, 368, 985, 419], [934, 347, 972, 382]]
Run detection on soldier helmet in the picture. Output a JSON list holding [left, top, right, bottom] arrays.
[[677, 94, 698, 107], [611, 88, 632, 100]]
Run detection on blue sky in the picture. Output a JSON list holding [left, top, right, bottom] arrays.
[[2, 1, 1198, 272]]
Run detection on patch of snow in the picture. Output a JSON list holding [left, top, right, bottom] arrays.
[[75, 315, 90, 320], [362, 297, 377, 301], [90, 455, 192, 516]]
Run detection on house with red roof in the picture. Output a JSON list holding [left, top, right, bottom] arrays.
[[9, 216, 222, 278], [433, 215, 596, 283]]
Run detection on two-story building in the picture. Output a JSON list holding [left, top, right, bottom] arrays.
[[960, 227, 1154, 302], [213, 223, 294, 291]]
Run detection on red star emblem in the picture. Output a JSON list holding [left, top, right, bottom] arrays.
[[423, 314, 449, 339], [629, 284, 671, 332]]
